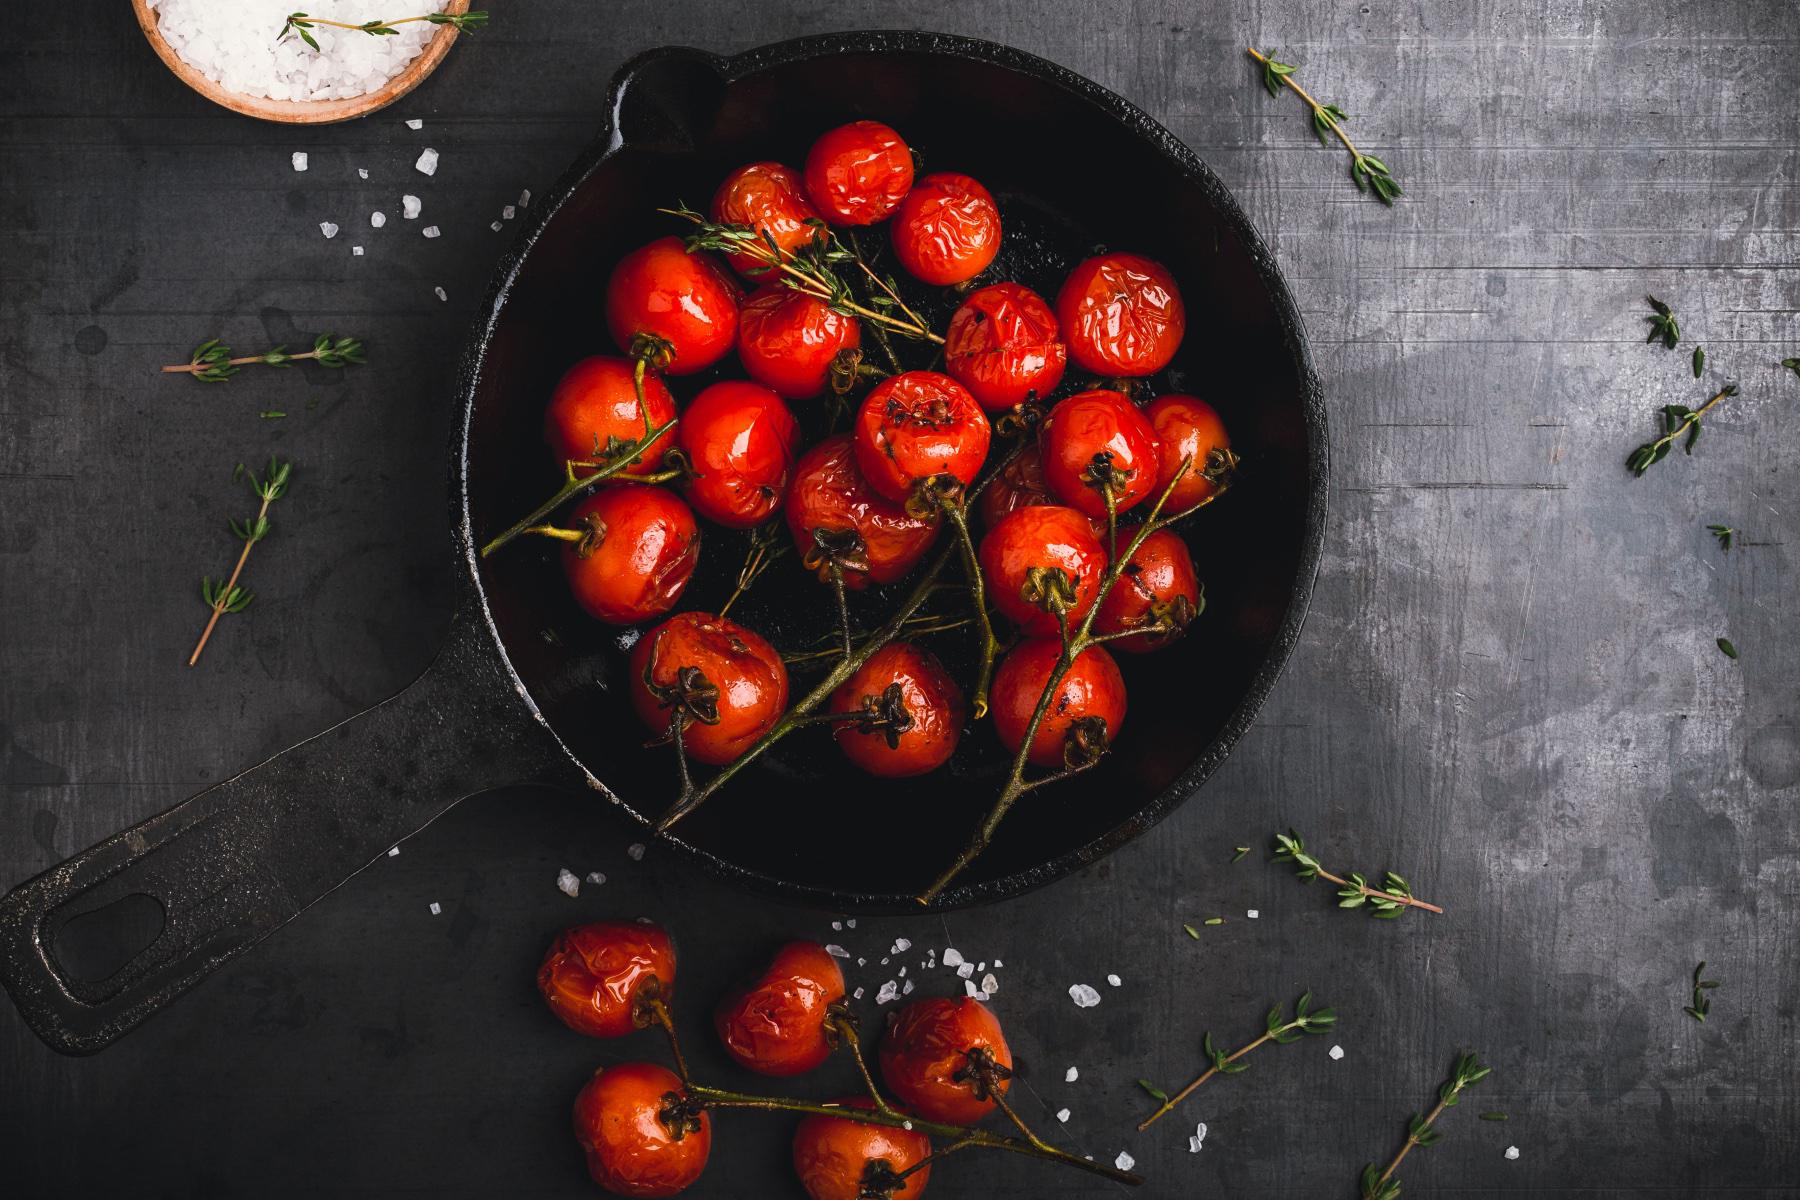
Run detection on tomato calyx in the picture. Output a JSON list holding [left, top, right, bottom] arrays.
[[1202, 444, 1242, 488], [628, 330, 676, 373], [949, 1045, 1014, 1102], [856, 1158, 909, 1200], [841, 682, 915, 749], [1080, 451, 1135, 509], [1061, 714, 1112, 768], [805, 526, 871, 580], [828, 346, 887, 397], [1020, 564, 1078, 620], [643, 662, 722, 730], [904, 471, 964, 522], [657, 1089, 708, 1141]]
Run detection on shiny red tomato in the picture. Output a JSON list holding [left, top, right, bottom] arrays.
[[878, 996, 1013, 1126], [1054, 251, 1186, 376], [537, 921, 678, 1039], [714, 941, 847, 1077], [978, 505, 1106, 636], [709, 161, 822, 276], [630, 612, 789, 765], [573, 1061, 710, 1198], [944, 282, 1067, 412], [544, 356, 679, 474], [737, 285, 862, 399], [677, 381, 802, 528], [1146, 393, 1233, 514], [828, 642, 964, 777], [991, 639, 1127, 768], [1039, 388, 1162, 519], [792, 1098, 932, 1200], [559, 486, 700, 625], [605, 237, 742, 375], [852, 371, 991, 506], [1094, 528, 1202, 653], [890, 171, 1002, 286], [784, 434, 941, 590], [803, 120, 915, 226]]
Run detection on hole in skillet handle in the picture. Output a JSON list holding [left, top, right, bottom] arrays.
[[606, 47, 731, 155], [51, 893, 169, 985]]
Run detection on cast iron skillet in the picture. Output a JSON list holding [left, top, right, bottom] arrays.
[[0, 30, 1326, 1056]]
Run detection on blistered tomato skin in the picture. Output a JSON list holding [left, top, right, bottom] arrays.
[[991, 639, 1128, 768], [890, 172, 1002, 286], [543, 356, 679, 474], [714, 941, 847, 1077], [978, 506, 1107, 636], [709, 161, 822, 277], [785, 435, 941, 590], [573, 1062, 711, 1198], [792, 1098, 932, 1200], [629, 612, 789, 765], [1146, 393, 1232, 514], [828, 642, 965, 778], [737, 286, 862, 399], [804, 121, 915, 226], [944, 282, 1068, 412], [878, 996, 1014, 1126], [605, 237, 742, 375], [560, 487, 700, 626], [537, 921, 678, 1039], [853, 371, 992, 505], [677, 381, 802, 528], [1094, 528, 1202, 653], [1054, 251, 1186, 377], [1039, 388, 1162, 519]]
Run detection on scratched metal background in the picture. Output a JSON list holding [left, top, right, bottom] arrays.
[[2, 1, 1797, 1196]]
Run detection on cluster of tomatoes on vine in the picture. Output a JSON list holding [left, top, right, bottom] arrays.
[[538, 920, 1134, 1198], [494, 117, 1235, 788]]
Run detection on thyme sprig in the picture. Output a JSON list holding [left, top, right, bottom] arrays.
[[1272, 830, 1444, 917], [1644, 296, 1681, 350], [1361, 1052, 1490, 1200], [1683, 961, 1720, 1022], [1247, 49, 1400, 204], [1627, 385, 1736, 476], [280, 9, 488, 49], [163, 334, 365, 383], [190, 458, 291, 666], [1781, 357, 1800, 380], [1708, 524, 1734, 552], [1137, 992, 1335, 1130]]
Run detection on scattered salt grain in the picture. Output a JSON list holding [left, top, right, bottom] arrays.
[[616, 628, 641, 651], [1328, 1045, 1345, 1061], [291, 151, 308, 171], [831, 920, 842, 931], [405, 118, 423, 130], [1504, 1146, 1520, 1161], [402, 194, 421, 218], [845, 919, 856, 928], [976, 961, 986, 972], [319, 221, 339, 238], [1107, 974, 1122, 987], [902, 1121, 913, 1131], [352, 245, 364, 256], [370, 211, 386, 227], [585, 871, 606, 885], [1056, 1108, 1071, 1123], [519, 188, 532, 207], [897, 966, 907, 977], [1188, 1123, 1208, 1153], [876, 980, 899, 1005], [555, 868, 580, 897], [1065, 1067, 1079, 1082], [880, 957, 889, 966], [980, 972, 999, 995], [925, 949, 937, 968], [901, 978, 914, 995], [627, 843, 646, 861], [956, 962, 974, 980], [1069, 983, 1101, 1008], [852, 986, 865, 1000], [148, 0, 437, 103], [1247, 909, 1259, 919], [502, 204, 516, 219], [387, 846, 400, 857], [421, 225, 440, 238], [892, 938, 911, 954], [429, 901, 441, 915], [942, 948, 965, 968], [357, 167, 368, 179], [1115, 1151, 1135, 1172], [415, 147, 439, 176], [992, 959, 1002, 968], [433, 286, 447, 302], [490, 221, 503, 232], [857, 957, 866, 967], [825, 944, 850, 958], [964, 980, 980, 998]]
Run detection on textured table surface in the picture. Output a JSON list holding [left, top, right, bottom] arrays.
[[3, 1, 1798, 1196]]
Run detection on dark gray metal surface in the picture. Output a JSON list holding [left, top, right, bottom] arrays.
[[2, 1, 1796, 1197]]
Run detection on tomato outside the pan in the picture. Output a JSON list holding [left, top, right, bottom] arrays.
[[791, 1097, 932, 1200], [537, 920, 677, 1039], [878, 996, 1013, 1126], [572, 1061, 710, 1197], [713, 940, 847, 1077]]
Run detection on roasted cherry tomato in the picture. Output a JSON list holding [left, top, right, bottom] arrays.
[[537, 921, 678, 1039], [630, 612, 789, 765], [878, 996, 1013, 1126], [573, 1062, 710, 1198], [714, 941, 847, 1077], [828, 642, 964, 777], [605, 237, 742, 375], [803, 120, 915, 226], [544, 356, 679, 475], [978, 505, 1106, 636], [558, 486, 700, 625], [785, 434, 940, 590], [737, 285, 862, 399], [1038, 388, 1162, 519], [709, 161, 822, 277], [853, 371, 991, 506], [792, 1098, 932, 1200], [944, 282, 1067, 412], [890, 171, 1002, 286], [1054, 251, 1186, 377], [991, 639, 1127, 768], [1146, 393, 1232, 514], [1094, 528, 1202, 653], [677, 381, 802, 528]]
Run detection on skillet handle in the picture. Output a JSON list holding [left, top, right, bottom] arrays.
[[0, 606, 571, 1056]]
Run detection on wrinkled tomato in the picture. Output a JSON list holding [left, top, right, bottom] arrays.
[[852, 371, 991, 505], [559, 486, 700, 625], [629, 612, 789, 765], [828, 642, 965, 777], [709, 161, 822, 276], [737, 285, 861, 399], [784, 434, 941, 589], [791, 1098, 932, 1200], [1094, 528, 1202, 653], [944, 282, 1067, 412], [677, 381, 802, 528], [878, 996, 1013, 1126], [537, 920, 677, 1039], [991, 639, 1127, 768], [714, 941, 847, 1077], [804, 120, 915, 226], [605, 236, 742, 375], [890, 171, 1002, 286], [1054, 251, 1186, 377]]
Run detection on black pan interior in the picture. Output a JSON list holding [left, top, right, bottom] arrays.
[[459, 35, 1325, 910]]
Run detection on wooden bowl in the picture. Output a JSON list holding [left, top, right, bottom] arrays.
[[131, 0, 468, 124]]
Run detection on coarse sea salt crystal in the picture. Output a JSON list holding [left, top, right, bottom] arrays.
[[415, 147, 439, 176], [1056, 1108, 1070, 1123], [585, 871, 606, 885], [852, 986, 864, 1000], [901, 978, 914, 995], [429, 901, 441, 915], [406, 118, 423, 130], [352, 245, 364, 256], [831, 920, 842, 931], [387, 846, 399, 857], [1115, 1151, 1135, 1172], [825, 944, 850, 958], [357, 167, 368, 179], [845, 919, 856, 928], [1065, 1066, 1079, 1082], [627, 843, 646, 861], [502, 204, 516, 219], [942, 948, 965, 968], [856, 957, 866, 967], [1189, 1123, 1208, 1153], [980, 972, 999, 995], [422, 225, 440, 238], [434, 286, 447, 302], [402, 194, 422, 219], [876, 980, 899, 1004], [319, 221, 339, 238], [1328, 1045, 1345, 1061], [519, 188, 532, 207], [490, 221, 503, 232], [1504, 1146, 1520, 1161], [1107, 974, 1122, 987], [556, 868, 580, 897], [370, 211, 386, 227], [1069, 983, 1101, 1008], [963, 980, 979, 998], [1247, 909, 1259, 919], [291, 151, 308, 171], [956, 962, 974, 980], [892, 938, 911, 954]]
